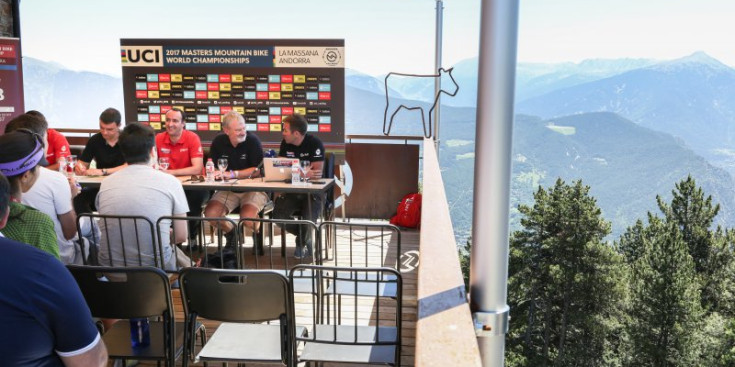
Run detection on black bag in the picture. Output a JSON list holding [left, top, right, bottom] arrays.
[[202, 249, 238, 269]]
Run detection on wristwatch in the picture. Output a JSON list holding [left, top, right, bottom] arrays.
[[102, 169, 108, 176]]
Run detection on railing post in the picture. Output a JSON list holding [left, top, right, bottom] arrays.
[[470, 0, 519, 366], [433, 0, 444, 154]]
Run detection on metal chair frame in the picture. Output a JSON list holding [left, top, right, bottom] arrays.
[[179, 267, 299, 367], [290, 264, 403, 366]]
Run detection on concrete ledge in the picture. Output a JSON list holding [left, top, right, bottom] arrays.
[[415, 139, 481, 367]]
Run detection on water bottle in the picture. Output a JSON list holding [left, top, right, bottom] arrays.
[[205, 158, 215, 182], [291, 163, 300, 185], [129, 318, 150, 347]]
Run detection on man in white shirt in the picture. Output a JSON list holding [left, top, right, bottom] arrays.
[[96, 123, 189, 270], [5, 113, 83, 264]]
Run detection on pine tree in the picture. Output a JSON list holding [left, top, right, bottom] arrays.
[[656, 175, 735, 314], [627, 215, 702, 366], [507, 179, 626, 366]]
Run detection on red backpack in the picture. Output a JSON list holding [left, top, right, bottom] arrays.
[[390, 193, 422, 228]]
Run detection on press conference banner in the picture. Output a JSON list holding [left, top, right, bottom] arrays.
[[0, 38, 24, 134], [120, 39, 345, 144]]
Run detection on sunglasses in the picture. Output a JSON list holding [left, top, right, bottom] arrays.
[[188, 175, 205, 182]]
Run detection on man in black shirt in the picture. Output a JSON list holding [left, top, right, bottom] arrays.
[[73, 108, 127, 213], [274, 113, 325, 258], [203, 111, 268, 249]]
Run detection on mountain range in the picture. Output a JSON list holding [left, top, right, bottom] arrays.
[[21, 52, 735, 242]]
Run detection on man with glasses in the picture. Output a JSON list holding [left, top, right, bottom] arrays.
[[203, 111, 267, 252], [155, 108, 208, 246], [74, 108, 127, 213]]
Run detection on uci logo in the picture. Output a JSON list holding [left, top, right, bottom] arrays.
[[121, 46, 163, 67]]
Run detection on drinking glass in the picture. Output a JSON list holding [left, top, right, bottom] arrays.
[[217, 158, 229, 182], [158, 157, 170, 171], [67, 155, 77, 178], [300, 160, 311, 183]]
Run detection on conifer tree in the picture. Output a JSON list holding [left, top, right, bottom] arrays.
[[507, 179, 625, 366], [656, 175, 735, 314], [627, 216, 702, 366]]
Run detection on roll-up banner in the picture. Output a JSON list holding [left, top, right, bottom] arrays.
[[121, 39, 345, 145], [0, 37, 24, 134]]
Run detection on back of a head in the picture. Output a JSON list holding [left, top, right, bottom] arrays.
[[100, 107, 122, 125], [283, 113, 308, 135], [119, 122, 155, 164], [0, 130, 47, 181], [4, 113, 48, 135]]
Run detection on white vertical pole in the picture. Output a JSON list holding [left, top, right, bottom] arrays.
[[470, 0, 519, 366], [433, 0, 443, 154]]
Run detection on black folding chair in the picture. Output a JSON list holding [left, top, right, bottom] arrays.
[[291, 265, 403, 366], [179, 267, 301, 366], [76, 213, 168, 270], [319, 221, 402, 273], [156, 216, 240, 270], [67, 265, 205, 367]]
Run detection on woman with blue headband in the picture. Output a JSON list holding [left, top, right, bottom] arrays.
[[0, 129, 59, 258]]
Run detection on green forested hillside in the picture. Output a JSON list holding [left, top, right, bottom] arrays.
[[440, 112, 735, 240]]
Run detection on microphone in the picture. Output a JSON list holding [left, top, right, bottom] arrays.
[[248, 161, 265, 179]]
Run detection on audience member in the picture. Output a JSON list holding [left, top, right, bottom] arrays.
[[156, 108, 208, 245], [0, 129, 59, 258], [203, 111, 267, 252], [96, 122, 189, 270], [0, 172, 108, 366], [273, 113, 325, 258], [74, 107, 127, 213], [6, 113, 83, 264], [26, 110, 71, 171]]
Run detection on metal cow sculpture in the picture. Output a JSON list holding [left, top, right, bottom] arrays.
[[383, 67, 459, 138]]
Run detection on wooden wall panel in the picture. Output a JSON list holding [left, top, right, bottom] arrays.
[[345, 143, 419, 219]]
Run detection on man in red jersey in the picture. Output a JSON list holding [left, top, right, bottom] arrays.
[[155, 108, 208, 245]]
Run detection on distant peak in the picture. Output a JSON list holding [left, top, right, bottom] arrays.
[[652, 51, 731, 71]]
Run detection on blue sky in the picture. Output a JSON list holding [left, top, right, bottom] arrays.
[[19, 0, 735, 76]]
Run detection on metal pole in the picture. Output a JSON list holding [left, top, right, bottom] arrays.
[[13, 0, 22, 38], [469, 0, 519, 366], [433, 0, 443, 154]]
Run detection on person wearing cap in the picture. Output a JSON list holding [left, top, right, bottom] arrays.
[[0, 129, 60, 258], [0, 173, 109, 366], [96, 122, 189, 270], [6, 113, 84, 264], [26, 110, 71, 171], [273, 113, 325, 259], [73, 107, 127, 214], [156, 108, 209, 245]]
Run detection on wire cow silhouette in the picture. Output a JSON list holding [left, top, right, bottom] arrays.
[[383, 67, 459, 138]]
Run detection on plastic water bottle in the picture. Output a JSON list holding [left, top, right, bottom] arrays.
[[205, 158, 215, 182], [129, 318, 150, 347], [291, 163, 300, 185]]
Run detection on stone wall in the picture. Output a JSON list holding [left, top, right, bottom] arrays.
[[0, 0, 14, 37]]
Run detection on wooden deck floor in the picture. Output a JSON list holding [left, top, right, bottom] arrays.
[[132, 222, 419, 366]]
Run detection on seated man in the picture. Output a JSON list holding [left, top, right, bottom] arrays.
[[203, 111, 267, 251], [156, 108, 208, 245], [26, 110, 71, 171], [0, 173, 108, 367], [74, 107, 127, 213], [96, 123, 189, 270], [6, 113, 83, 264], [0, 128, 59, 258], [273, 114, 325, 258]]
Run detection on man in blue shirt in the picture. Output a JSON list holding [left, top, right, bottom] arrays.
[[0, 173, 108, 366]]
